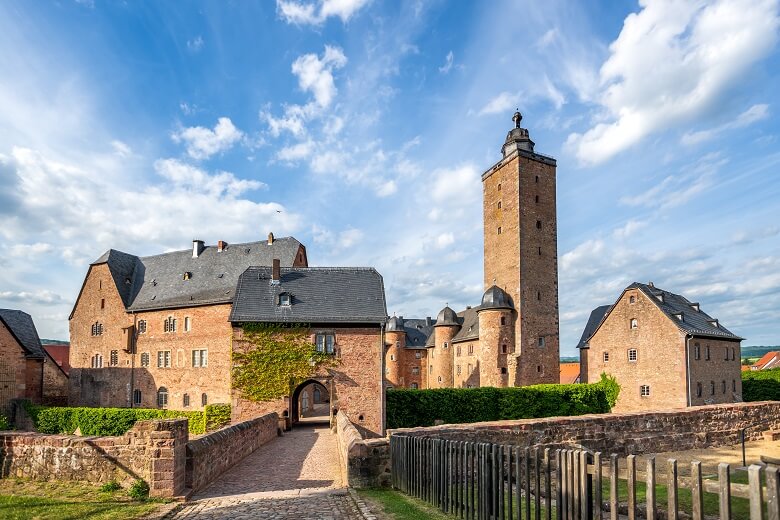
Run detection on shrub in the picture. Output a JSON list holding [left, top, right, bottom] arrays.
[[0, 414, 10, 431], [742, 368, 780, 401], [23, 403, 207, 436], [204, 404, 231, 431], [599, 372, 621, 409], [100, 480, 121, 492], [386, 381, 614, 429], [128, 479, 149, 500]]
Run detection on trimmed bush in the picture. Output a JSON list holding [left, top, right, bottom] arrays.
[[0, 414, 10, 431], [204, 403, 231, 431], [100, 480, 121, 493], [23, 403, 207, 436], [386, 381, 615, 429], [128, 479, 150, 500], [742, 368, 780, 401]]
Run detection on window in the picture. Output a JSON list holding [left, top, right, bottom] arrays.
[[164, 317, 177, 333], [157, 387, 168, 408], [630, 318, 638, 329], [443, 342, 449, 349], [133, 389, 141, 406], [537, 365, 543, 373], [91, 354, 103, 368], [457, 345, 462, 356], [536, 220, 542, 229], [468, 363, 473, 373], [183, 394, 190, 407], [183, 271, 191, 280], [497, 183, 501, 191], [315, 333, 336, 354], [501, 344, 507, 354], [640, 385, 650, 397], [91, 322, 104, 336], [603, 351, 609, 362], [412, 367, 420, 375], [415, 351, 422, 359], [457, 365, 461, 375], [390, 354, 395, 361], [500, 317, 506, 326], [538, 337, 545, 348], [201, 393, 208, 406], [437, 376, 442, 383], [629, 295, 636, 304], [497, 227, 502, 235], [538, 247, 542, 256], [694, 343, 701, 360], [710, 381, 715, 395], [535, 175, 539, 183], [722, 380, 726, 394], [137, 320, 147, 334], [429, 365, 433, 374], [100, 298, 105, 309], [109, 350, 118, 366], [696, 382, 702, 397], [192, 349, 208, 367], [501, 367, 507, 374], [468, 345, 474, 355], [628, 349, 638, 362], [410, 383, 418, 389], [731, 348, 736, 361], [537, 291, 541, 301], [705, 346, 711, 361], [497, 201, 502, 209], [279, 293, 292, 306], [139, 352, 150, 367], [184, 317, 191, 332], [732, 379, 736, 392], [535, 195, 539, 203], [157, 351, 171, 368]]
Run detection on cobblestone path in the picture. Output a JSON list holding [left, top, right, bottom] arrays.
[[172, 425, 363, 519]]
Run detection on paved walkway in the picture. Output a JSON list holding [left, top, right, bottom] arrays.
[[172, 425, 363, 519]]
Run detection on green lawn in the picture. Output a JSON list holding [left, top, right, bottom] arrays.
[[0, 479, 167, 520], [358, 488, 453, 520]]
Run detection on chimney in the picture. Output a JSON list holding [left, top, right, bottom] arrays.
[[648, 281, 655, 288], [217, 240, 227, 252], [426, 317, 432, 326], [272, 258, 281, 283], [192, 239, 205, 258], [267, 232, 274, 245]]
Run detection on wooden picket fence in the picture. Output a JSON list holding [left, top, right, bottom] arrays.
[[390, 434, 780, 520]]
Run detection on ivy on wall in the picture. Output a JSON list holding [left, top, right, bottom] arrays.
[[232, 323, 338, 402]]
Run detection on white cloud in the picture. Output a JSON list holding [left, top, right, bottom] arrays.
[[8, 242, 52, 257], [478, 91, 518, 116], [682, 104, 770, 145], [566, 0, 780, 166], [439, 51, 454, 74], [0, 289, 64, 305], [478, 78, 565, 115], [110, 140, 132, 158], [430, 164, 480, 206], [187, 36, 204, 52], [276, 141, 315, 162], [172, 117, 244, 160], [612, 219, 647, 240], [276, 0, 370, 25], [435, 232, 455, 249], [339, 228, 364, 248], [154, 158, 266, 197], [291, 45, 347, 108], [536, 28, 559, 49]]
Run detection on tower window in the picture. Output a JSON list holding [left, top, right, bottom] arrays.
[[497, 227, 502, 235], [500, 316, 506, 325], [630, 318, 638, 329], [537, 365, 542, 373], [535, 176, 539, 183], [538, 337, 545, 348], [101, 298, 105, 309], [415, 351, 422, 359], [628, 349, 638, 362], [603, 351, 609, 362], [438, 376, 442, 383], [390, 354, 394, 361], [497, 201, 502, 209], [537, 291, 541, 300], [536, 220, 542, 229], [497, 183, 501, 191], [501, 344, 507, 354], [443, 342, 449, 349], [535, 195, 539, 203], [538, 247, 542, 256], [640, 385, 650, 397], [501, 367, 507, 374]]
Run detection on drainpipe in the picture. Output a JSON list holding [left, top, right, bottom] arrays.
[[685, 334, 693, 406], [380, 321, 386, 436], [130, 312, 136, 408]]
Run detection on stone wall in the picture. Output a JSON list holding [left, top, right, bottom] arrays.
[[0, 418, 188, 498], [186, 412, 279, 492], [335, 410, 390, 489], [392, 401, 780, 455]]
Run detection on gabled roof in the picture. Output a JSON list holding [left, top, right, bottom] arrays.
[[401, 319, 435, 349], [752, 351, 780, 370], [576, 305, 611, 349], [229, 267, 387, 324], [0, 309, 45, 359], [91, 249, 141, 307], [452, 307, 479, 343], [559, 362, 581, 384]]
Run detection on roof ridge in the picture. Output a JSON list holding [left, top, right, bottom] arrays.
[[138, 237, 298, 261]]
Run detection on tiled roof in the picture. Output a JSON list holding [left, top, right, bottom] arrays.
[[576, 305, 611, 349], [89, 238, 303, 312], [559, 362, 580, 384], [229, 267, 387, 324], [0, 309, 45, 358], [752, 351, 780, 370]]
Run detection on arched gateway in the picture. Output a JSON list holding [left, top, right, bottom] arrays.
[[290, 377, 332, 427]]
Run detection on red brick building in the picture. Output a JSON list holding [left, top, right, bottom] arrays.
[[385, 112, 561, 390], [578, 282, 743, 412], [1, 309, 68, 413]]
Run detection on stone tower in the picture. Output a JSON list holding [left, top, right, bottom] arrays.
[[431, 306, 458, 388], [384, 316, 405, 388], [482, 112, 560, 385]]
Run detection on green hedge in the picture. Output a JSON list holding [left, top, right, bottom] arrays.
[[23, 404, 215, 436], [386, 380, 615, 429], [742, 368, 780, 401], [204, 404, 231, 431], [0, 414, 10, 431]]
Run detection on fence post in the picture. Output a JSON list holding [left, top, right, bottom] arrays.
[[609, 454, 618, 520], [536, 448, 542, 520], [556, 450, 563, 520], [593, 452, 602, 520], [691, 461, 703, 520], [667, 459, 678, 520], [517, 447, 523, 520], [718, 463, 730, 520], [646, 456, 656, 520], [526, 448, 533, 520], [545, 448, 553, 520], [580, 451, 589, 520], [627, 455, 636, 520], [765, 464, 779, 520], [748, 464, 762, 520]]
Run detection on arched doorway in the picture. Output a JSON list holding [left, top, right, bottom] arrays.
[[290, 378, 331, 427]]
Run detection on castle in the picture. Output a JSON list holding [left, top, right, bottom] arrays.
[[385, 112, 561, 390]]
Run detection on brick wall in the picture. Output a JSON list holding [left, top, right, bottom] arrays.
[[0, 418, 188, 498], [186, 412, 279, 492], [335, 410, 390, 488], [392, 401, 780, 455], [41, 355, 68, 405], [0, 322, 39, 414]]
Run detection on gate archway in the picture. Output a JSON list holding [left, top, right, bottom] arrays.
[[290, 378, 332, 427]]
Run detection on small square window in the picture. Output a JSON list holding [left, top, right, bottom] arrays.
[[537, 337, 545, 348], [415, 351, 422, 359], [536, 220, 542, 229], [280, 293, 292, 306], [410, 383, 418, 389], [603, 351, 609, 362], [630, 318, 638, 329], [629, 295, 636, 304], [640, 385, 650, 397], [628, 349, 638, 362], [500, 367, 507, 374]]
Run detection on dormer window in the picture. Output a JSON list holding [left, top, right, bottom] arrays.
[[183, 272, 192, 280], [708, 319, 719, 328], [690, 303, 700, 312], [279, 293, 292, 306], [674, 312, 684, 321], [655, 293, 664, 303]]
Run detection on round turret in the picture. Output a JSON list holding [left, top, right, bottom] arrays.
[[435, 306, 458, 327], [479, 285, 514, 311], [386, 315, 404, 332]]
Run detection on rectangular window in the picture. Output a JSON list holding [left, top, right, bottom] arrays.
[[137, 320, 147, 334], [412, 367, 420, 375], [315, 333, 336, 354], [140, 352, 150, 367], [468, 363, 473, 373], [429, 365, 433, 374], [457, 365, 462, 375], [628, 349, 638, 362], [468, 345, 474, 355], [410, 383, 418, 389], [640, 385, 650, 397], [184, 317, 191, 332], [415, 351, 422, 359], [157, 351, 171, 368], [603, 351, 609, 362], [537, 337, 545, 348], [694, 344, 701, 360], [630, 318, 638, 329], [109, 350, 118, 366], [724, 347, 729, 361], [164, 317, 177, 333], [456, 346, 462, 357], [705, 346, 711, 360], [133, 389, 141, 406], [192, 349, 208, 367]]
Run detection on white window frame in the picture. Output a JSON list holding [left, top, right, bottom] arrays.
[[630, 318, 638, 330], [628, 349, 638, 362], [640, 385, 650, 397], [192, 349, 208, 368], [140, 352, 150, 367], [184, 317, 191, 332], [157, 350, 171, 368], [603, 351, 609, 362]]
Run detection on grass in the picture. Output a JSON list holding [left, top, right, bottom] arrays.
[[358, 488, 453, 520], [0, 478, 167, 520]]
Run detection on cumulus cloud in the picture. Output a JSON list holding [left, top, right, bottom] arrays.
[[276, 0, 370, 25], [172, 117, 244, 160], [0, 289, 64, 305], [154, 158, 266, 197], [682, 104, 770, 146], [435, 232, 455, 249], [8, 242, 52, 257], [110, 140, 132, 158], [292, 45, 347, 108], [566, 0, 780, 165]]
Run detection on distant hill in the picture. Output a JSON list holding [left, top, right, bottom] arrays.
[[40, 339, 69, 346], [742, 346, 779, 359], [560, 356, 579, 363]]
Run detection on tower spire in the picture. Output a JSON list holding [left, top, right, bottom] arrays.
[[512, 109, 522, 129]]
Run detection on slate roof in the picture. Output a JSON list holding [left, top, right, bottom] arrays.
[[229, 267, 387, 324], [576, 305, 611, 349], [0, 309, 45, 358], [630, 282, 743, 340], [400, 319, 435, 349], [86, 238, 303, 313], [452, 307, 479, 343]]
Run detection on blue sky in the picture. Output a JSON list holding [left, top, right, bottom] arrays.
[[1, 0, 779, 355]]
